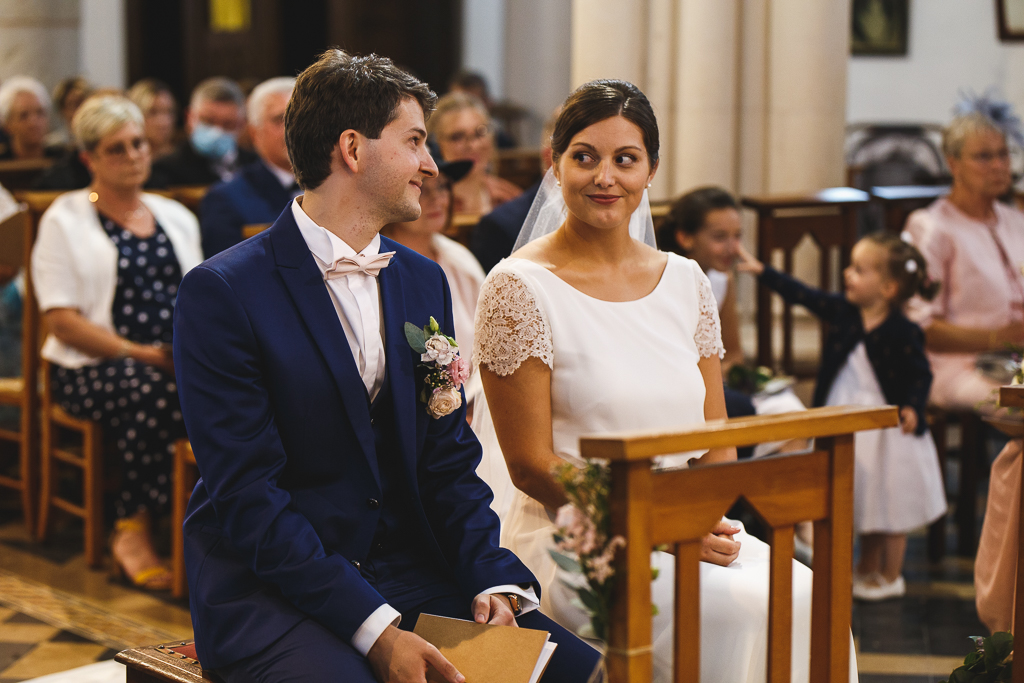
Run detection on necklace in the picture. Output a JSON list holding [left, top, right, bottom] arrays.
[[88, 191, 147, 223]]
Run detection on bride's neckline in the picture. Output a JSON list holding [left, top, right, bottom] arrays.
[[506, 254, 673, 304]]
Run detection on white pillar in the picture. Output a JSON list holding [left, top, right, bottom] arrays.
[[463, 0, 507, 99], [79, 0, 127, 89], [0, 0, 80, 90]]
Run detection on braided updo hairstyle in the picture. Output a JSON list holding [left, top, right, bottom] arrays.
[[862, 232, 940, 306]]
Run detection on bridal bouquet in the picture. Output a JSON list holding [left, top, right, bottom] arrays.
[[404, 316, 470, 419], [940, 632, 1012, 682], [549, 461, 627, 642]]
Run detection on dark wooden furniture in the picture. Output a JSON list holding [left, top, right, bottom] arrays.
[[0, 210, 40, 536], [0, 158, 54, 190], [926, 408, 987, 559], [116, 640, 219, 682], [997, 386, 1024, 683], [172, 440, 199, 599], [741, 188, 869, 376], [594, 405, 898, 682], [869, 185, 947, 234], [241, 223, 270, 241], [37, 359, 105, 568], [495, 148, 543, 191]]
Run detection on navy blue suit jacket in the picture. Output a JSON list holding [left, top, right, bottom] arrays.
[[469, 182, 540, 273], [173, 208, 537, 668], [199, 161, 295, 258]]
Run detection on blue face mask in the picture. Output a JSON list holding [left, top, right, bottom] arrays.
[[191, 122, 238, 160]]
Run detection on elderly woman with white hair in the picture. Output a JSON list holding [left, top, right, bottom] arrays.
[[31, 95, 202, 590], [904, 103, 1024, 411], [0, 75, 60, 160]]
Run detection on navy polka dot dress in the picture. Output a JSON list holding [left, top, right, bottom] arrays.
[[52, 214, 187, 518]]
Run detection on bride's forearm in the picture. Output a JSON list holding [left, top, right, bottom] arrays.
[[506, 450, 569, 512]]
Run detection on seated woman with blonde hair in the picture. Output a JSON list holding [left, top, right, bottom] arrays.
[[428, 91, 522, 215], [31, 95, 202, 589]]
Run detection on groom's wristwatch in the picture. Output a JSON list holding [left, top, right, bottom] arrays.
[[502, 593, 523, 616]]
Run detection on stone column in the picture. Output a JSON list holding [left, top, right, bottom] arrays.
[[0, 0, 80, 91]]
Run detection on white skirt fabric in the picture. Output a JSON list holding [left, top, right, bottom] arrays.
[[825, 343, 947, 534]]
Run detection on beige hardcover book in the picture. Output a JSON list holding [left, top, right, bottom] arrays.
[[0, 211, 25, 270], [414, 613, 557, 683]]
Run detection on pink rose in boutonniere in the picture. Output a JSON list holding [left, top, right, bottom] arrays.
[[404, 316, 467, 419]]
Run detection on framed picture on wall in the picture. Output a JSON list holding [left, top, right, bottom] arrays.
[[851, 0, 910, 56], [997, 0, 1024, 40]]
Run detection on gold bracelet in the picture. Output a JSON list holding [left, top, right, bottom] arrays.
[[990, 329, 999, 349], [117, 339, 133, 359]]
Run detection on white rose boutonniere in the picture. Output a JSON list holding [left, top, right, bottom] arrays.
[[404, 316, 468, 419]]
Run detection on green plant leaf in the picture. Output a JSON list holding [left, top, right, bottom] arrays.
[[548, 549, 582, 574], [988, 632, 1013, 664], [576, 588, 601, 613], [404, 323, 427, 353]]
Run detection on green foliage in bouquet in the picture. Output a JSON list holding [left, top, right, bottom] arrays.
[[940, 632, 1013, 683], [726, 364, 774, 395]]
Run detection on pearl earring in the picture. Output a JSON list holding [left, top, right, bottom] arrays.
[[556, 180, 561, 187]]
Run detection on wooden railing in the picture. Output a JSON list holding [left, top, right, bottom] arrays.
[[588, 405, 899, 682]]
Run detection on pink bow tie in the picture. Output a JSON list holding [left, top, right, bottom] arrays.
[[323, 251, 396, 280]]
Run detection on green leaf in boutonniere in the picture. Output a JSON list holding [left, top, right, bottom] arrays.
[[404, 322, 427, 354]]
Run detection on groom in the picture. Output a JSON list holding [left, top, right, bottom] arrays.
[[173, 50, 600, 682]]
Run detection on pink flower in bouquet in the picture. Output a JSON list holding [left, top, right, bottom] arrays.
[[587, 536, 625, 585], [446, 355, 470, 387], [555, 504, 587, 553]]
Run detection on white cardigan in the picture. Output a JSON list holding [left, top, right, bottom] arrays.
[[32, 189, 203, 369]]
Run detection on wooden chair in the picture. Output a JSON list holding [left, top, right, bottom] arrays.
[[172, 439, 199, 599], [495, 148, 543, 191], [997, 386, 1024, 683], [171, 186, 209, 217], [926, 407, 987, 559], [0, 210, 40, 535], [14, 189, 63, 229], [446, 213, 480, 248], [869, 185, 947, 234], [37, 359, 105, 567], [241, 223, 270, 241], [740, 189, 870, 377], [0, 158, 54, 190], [116, 641, 220, 682], [593, 404, 898, 682]]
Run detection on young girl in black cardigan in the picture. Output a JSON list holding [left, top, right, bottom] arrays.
[[737, 233, 947, 601]]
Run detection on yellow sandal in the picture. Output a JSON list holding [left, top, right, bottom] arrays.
[[110, 516, 173, 591]]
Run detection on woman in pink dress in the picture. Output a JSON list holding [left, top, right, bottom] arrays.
[[904, 111, 1024, 411]]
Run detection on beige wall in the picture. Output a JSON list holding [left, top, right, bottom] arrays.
[[0, 0, 80, 91], [570, 0, 851, 200]]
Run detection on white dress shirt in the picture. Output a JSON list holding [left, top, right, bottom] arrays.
[[291, 198, 538, 656]]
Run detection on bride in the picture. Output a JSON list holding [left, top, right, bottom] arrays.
[[472, 79, 858, 682]]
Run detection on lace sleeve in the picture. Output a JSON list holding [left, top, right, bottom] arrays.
[[694, 268, 725, 359], [473, 270, 553, 376]]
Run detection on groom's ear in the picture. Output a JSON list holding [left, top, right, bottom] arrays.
[[336, 129, 361, 173]]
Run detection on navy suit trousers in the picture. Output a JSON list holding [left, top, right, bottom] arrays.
[[217, 588, 603, 683]]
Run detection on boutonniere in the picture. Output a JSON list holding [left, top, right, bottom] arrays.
[[404, 316, 470, 419]]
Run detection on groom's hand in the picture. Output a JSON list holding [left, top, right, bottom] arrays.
[[367, 625, 464, 683], [700, 521, 742, 566], [472, 593, 518, 627]]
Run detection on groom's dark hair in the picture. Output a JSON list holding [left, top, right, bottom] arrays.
[[285, 49, 437, 190]]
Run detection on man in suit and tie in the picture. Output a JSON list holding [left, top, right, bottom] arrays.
[[199, 77, 300, 257], [173, 50, 600, 683]]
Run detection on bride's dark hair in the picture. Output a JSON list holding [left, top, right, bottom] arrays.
[[550, 79, 659, 166]]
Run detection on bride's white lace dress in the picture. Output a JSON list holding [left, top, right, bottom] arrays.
[[473, 254, 858, 683]]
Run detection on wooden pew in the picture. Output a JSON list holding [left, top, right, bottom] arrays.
[[592, 405, 898, 682], [496, 148, 543, 190], [0, 158, 54, 190], [741, 189, 869, 377]]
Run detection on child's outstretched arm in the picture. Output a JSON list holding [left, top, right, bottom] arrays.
[[735, 243, 848, 323]]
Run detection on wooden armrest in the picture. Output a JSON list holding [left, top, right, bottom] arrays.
[[581, 405, 898, 460]]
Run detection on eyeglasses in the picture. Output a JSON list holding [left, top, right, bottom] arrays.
[[442, 124, 492, 146], [967, 149, 1010, 164], [96, 136, 150, 160]]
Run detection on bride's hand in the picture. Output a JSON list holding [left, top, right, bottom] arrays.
[[734, 243, 764, 276], [700, 521, 741, 566]]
